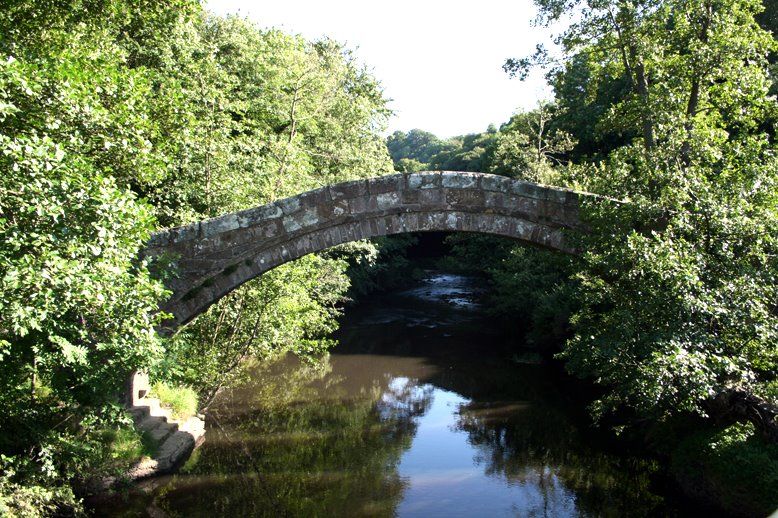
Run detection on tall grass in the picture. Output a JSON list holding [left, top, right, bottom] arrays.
[[151, 382, 198, 420]]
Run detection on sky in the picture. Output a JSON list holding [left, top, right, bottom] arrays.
[[205, 0, 557, 138]]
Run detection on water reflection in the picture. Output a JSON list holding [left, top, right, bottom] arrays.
[[94, 272, 683, 517], [161, 354, 425, 518]]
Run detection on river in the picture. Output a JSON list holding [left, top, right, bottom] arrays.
[[93, 271, 697, 517]]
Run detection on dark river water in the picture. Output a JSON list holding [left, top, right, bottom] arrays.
[[94, 272, 695, 517]]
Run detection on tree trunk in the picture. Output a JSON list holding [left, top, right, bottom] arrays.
[[634, 61, 655, 151], [708, 387, 778, 444], [681, 2, 712, 167]]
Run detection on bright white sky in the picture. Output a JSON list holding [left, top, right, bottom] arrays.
[[205, 0, 556, 138]]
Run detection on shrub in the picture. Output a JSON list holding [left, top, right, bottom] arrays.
[[672, 422, 778, 516]]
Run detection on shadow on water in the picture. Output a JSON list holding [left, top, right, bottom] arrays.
[[92, 271, 693, 517]]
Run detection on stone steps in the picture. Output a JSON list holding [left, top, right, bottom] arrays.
[[124, 373, 206, 481]]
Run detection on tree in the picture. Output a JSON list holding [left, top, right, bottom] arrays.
[[509, 0, 778, 439], [145, 15, 393, 225], [386, 129, 453, 170], [490, 102, 576, 184], [0, 1, 191, 512]]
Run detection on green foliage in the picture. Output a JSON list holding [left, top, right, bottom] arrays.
[[442, 235, 579, 351], [508, 0, 778, 433], [386, 128, 453, 169], [490, 102, 577, 183], [672, 422, 778, 515], [144, 14, 393, 225], [160, 255, 352, 409], [0, 462, 80, 518], [150, 382, 198, 420], [387, 104, 577, 181], [488, 247, 580, 350], [98, 420, 160, 469], [548, 53, 634, 161], [331, 234, 420, 297], [440, 234, 515, 274], [0, 4, 175, 513], [429, 131, 498, 172], [386, 128, 498, 173]]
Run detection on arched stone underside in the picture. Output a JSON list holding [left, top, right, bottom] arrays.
[[144, 172, 591, 331]]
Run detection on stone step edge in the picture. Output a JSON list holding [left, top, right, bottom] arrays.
[[125, 394, 206, 479]]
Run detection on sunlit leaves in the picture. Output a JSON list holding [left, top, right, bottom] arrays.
[[149, 15, 393, 225]]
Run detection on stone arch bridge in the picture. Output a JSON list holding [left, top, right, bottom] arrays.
[[144, 171, 593, 331]]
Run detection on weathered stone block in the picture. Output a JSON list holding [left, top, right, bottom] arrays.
[[442, 171, 478, 189], [512, 197, 540, 219], [445, 212, 460, 230], [201, 213, 240, 238], [428, 212, 446, 229], [419, 188, 445, 207], [360, 220, 374, 240], [384, 214, 402, 234], [349, 222, 365, 241], [483, 191, 506, 210], [338, 224, 355, 244], [238, 203, 282, 227], [249, 220, 283, 240], [368, 174, 403, 194], [408, 172, 441, 189], [323, 228, 340, 247], [202, 246, 240, 263], [253, 250, 272, 268], [492, 216, 511, 235], [277, 196, 301, 215], [297, 186, 331, 208], [398, 212, 420, 233], [373, 217, 387, 236], [282, 207, 319, 233], [305, 231, 326, 253], [531, 224, 552, 245], [330, 179, 367, 200], [326, 199, 349, 218], [376, 191, 401, 210], [480, 174, 512, 193], [446, 188, 485, 208], [176, 258, 218, 275], [476, 214, 495, 233], [293, 236, 313, 258], [348, 195, 370, 214], [279, 245, 291, 261], [513, 219, 533, 240], [511, 180, 545, 200], [401, 188, 421, 205]]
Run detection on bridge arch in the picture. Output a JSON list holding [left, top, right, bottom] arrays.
[[144, 171, 589, 330]]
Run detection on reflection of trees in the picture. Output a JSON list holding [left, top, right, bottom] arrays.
[[152, 354, 434, 518], [378, 377, 435, 430], [454, 401, 667, 516]]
